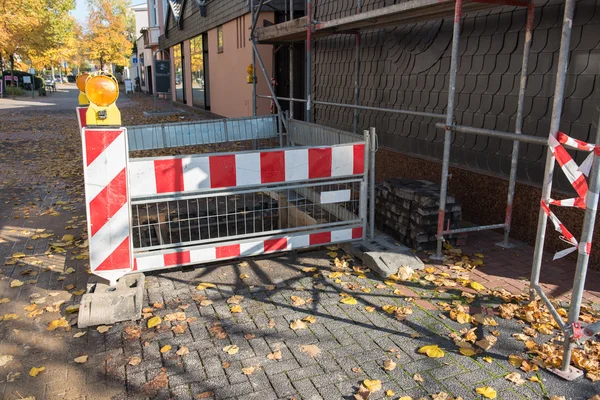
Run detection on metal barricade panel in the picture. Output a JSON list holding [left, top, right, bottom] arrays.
[[127, 115, 279, 151], [288, 119, 363, 146]]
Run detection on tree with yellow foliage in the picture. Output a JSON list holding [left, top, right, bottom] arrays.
[[84, 0, 134, 70]]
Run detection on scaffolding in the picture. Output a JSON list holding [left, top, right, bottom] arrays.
[[248, 0, 600, 378]]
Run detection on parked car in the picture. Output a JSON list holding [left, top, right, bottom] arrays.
[[67, 75, 76, 83]]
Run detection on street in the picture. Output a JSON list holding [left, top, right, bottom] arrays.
[[0, 87, 599, 400]]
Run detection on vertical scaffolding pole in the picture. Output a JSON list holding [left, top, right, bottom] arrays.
[[529, 0, 576, 300], [251, 0, 257, 116], [434, 0, 462, 260], [560, 117, 600, 373], [289, 0, 294, 119], [353, 0, 362, 135], [498, 2, 535, 249], [306, 0, 312, 122], [369, 127, 376, 238]]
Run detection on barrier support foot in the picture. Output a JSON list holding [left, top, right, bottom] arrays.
[[77, 273, 145, 328]]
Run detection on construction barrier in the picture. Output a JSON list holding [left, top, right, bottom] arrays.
[[79, 115, 370, 284]]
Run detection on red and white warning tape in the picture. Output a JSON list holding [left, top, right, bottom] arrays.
[[544, 132, 599, 259]]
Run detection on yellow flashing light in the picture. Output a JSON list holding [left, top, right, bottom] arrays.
[[77, 73, 90, 106], [247, 64, 254, 84], [85, 73, 121, 126]]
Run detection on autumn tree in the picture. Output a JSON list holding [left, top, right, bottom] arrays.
[[0, 0, 75, 78], [84, 0, 134, 69]]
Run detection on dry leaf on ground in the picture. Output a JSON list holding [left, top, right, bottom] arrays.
[[267, 350, 282, 361], [29, 366, 45, 377], [74, 355, 88, 364], [147, 316, 162, 328], [363, 379, 382, 392], [475, 386, 497, 399], [223, 345, 239, 355], [383, 359, 396, 371], [300, 344, 321, 358], [290, 319, 307, 330], [413, 373, 424, 382], [176, 346, 189, 356], [242, 366, 255, 375], [418, 344, 445, 358], [129, 357, 142, 366], [505, 372, 526, 385]]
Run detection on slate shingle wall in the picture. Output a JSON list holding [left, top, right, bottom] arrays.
[[311, 0, 600, 193]]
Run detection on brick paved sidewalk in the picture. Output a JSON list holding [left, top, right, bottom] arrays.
[[1, 90, 599, 400]]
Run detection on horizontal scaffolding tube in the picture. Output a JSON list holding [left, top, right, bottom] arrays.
[[532, 284, 566, 330], [437, 123, 549, 146], [441, 223, 506, 235], [256, 95, 446, 119]]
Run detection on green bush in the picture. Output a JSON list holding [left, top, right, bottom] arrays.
[[5, 86, 24, 96], [2, 70, 44, 89]]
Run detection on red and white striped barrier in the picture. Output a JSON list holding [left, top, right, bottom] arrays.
[[76, 107, 88, 130], [134, 227, 363, 273], [128, 144, 365, 198], [81, 128, 132, 284], [544, 132, 599, 259]]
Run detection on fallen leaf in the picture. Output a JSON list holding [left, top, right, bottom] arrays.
[[475, 386, 497, 399], [242, 366, 255, 375], [0, 298, 9, 304], [327, 251, 338, 258], [97, 325, 111, 333], [160, 345, 171, 353], [508, 354, 524, 367], [399, 397, 414, 400], [74, 355, 88, 364], [267, 350, 282, 361], [222, 361, 231, 369], [47, 318, 69, 331], [302, 267, 317, 272], [147, 316, 162, 328], [363, 379, 382, 392], [413, 373, 424, 382], [267, 319, 276, 328], [176, 346, 189, 356], [71, 289, 86, 296], [459, 348, 477, 356], [10, 279, 24, 288], [365, 306, 376, 313], [354, 384, 371, 400], [418, 344, 445, 358], [128, 356, 141, 366], [340, 296, 357, 305], [227, 295, 244, 305], [528, 376, 541, 383], [0, 355, 14, 367], [243, 333, 255, 339], [482, 356, 493, 363], [328, 271, 343, 279], [300, 344, 321, 357], [470, 281, 486, 291], [383, 359, 396, 371], [290, 319, 307, 330], [164, 312, 186, 322], [196, 392, 215, 399], [29, 366, 45, 377], [196, 282, 216, 290], [386, 389, 395, 397], [239, 273, 249, 279], [302, 315, 316, 324], [230, 305, 243, 313], [476, 335, 497, 350], [352, 367, 362, 373], [456, 312, 472, 324], [66, 305, 80, 313], [290, 296, 306, 306], [12, 252, 26, 258], [382, 305, 397, 314], [397, 266, 415, 281], [223, 345, 239, 355], [505, 372, 525, 385]]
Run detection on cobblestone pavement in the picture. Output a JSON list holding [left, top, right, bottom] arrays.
[[1, 88, 599, 400]]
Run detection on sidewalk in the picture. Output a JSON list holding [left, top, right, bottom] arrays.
[[0, 90, 599, 400]]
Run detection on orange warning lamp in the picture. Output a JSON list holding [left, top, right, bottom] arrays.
[[85, 73, 121, 126], [247, 64, 254, 84], [77, 73, 90, 106]]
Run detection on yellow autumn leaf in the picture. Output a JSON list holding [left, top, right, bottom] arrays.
[[386, 389, 395, 397], [223, 345, 239, 355], [456, 312, 472, 324], [418, 345, 445, 358], [328, 271, 343, 279], [3, 313, 18, 320], [62, 234, 74, 242], [47, 318, 69, 331], [327, 251, 338, 258], [363, 379, 382, 392], [483, 356, 493, 363], [475, 386, 497, 399], [470, 281, 486, 291], [74, 355, 88, 363], [196, 282, 216, 290], [459, 348, 477, 356], [71, 289, 86, 296], [239, 273, 249, 279], [340, 296, 357, 305], [12, 252, 26, 258], [302, 315, 316, 324], [302, 267, 317, 273], [147, 316, 162, 328], [290, 319, 307, 330], [97, 325, 111, 333], [399, 397, 414, 400], [66, 305, 80, 313], [528, 376, 541, 383], [29, 366, 45, 377], [365, 306, 376, 313], [10, 279, 24, 288], [361, 287, 371, 293], [64, 267, 75, 274], [382, 305, 397, 314], [230, 305, 242, 313], [508, 354, 524, 367], [160, 345, 171, 353]]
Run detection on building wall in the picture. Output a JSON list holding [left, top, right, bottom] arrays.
[[207, 13, 274, 117], [307, 0, 600, 266]]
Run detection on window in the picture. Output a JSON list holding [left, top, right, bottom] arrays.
[[190, 34, 207, 107], [173, 43, 184, 102], [217, 26, 223, 53]]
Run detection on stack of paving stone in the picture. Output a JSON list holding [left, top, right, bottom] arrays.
[[374, 178, 462, 250]]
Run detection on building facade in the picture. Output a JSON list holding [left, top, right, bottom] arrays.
[[159, 1, 287, 116]]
